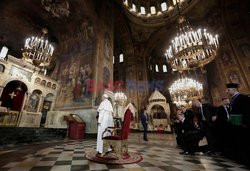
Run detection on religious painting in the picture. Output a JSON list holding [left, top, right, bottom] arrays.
[[227, 71, 241, 84], [104, 32, 112, 60], [220, 51, 233, 66], [103, 67, 110, 88], [55, 17, 96, 109], [27, 90, 42, 113]]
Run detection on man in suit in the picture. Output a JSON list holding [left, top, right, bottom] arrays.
[[226, 83, 250, 128], [180, 105, 194, 122], [226, 83, 250, 164], [214, 97, 230, 153], [192, 99, 216, 154], [177, 113, 200, 155], [141, 107, 149, 141]]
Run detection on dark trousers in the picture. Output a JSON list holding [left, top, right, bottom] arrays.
[[179, 131, 200, 153], [201, 121, 215, 152], [142, 123, 148, 140]]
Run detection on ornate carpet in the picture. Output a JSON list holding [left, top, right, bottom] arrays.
[[85, 150, 143, 165]]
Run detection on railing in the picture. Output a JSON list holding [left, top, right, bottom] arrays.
[[0, 110, 20, 126]]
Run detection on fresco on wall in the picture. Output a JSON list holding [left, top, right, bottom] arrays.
[[104, 32, 111, 60], [221, 51, 233, 66], [55, 18, 96, 109], [240, 44, 250, 58], [227, 71, 241, 84]]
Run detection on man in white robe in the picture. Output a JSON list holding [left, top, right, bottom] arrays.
[[96, 94, 114, 154]]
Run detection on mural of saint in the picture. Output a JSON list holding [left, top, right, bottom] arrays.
[[228, 71, 241, 84], [104, 33, 111, 60], [27, 93, 40, 112]]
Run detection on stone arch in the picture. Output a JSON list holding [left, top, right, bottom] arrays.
[[0, 64, 5, 73]]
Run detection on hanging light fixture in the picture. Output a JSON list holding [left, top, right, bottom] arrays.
[[22, 28, 54, 67], [169, 77, 203, 106], [165, 1, 219, 72]]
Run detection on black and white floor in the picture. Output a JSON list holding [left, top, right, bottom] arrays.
[[0, 133, 249, 171]]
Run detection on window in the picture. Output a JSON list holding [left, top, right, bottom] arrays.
[[163, 65, 167, 72], [140, 6, 146, 14], [113, 56, 115, 64], [119, 54, 124, 63], [150, 6, 156, 14], [0, 64, 5, 73], [161, 2, 167, 11], [155, 65, 159, 72], [132, 4, 136, 12], [173, 0, 177, 5], [124, 0, 128, 6], [0, 46, 8, 59]]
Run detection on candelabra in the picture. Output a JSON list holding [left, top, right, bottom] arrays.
[[22, 28, 54, 67], [165, 2, 219, 72], [169, 77, 203, 105]]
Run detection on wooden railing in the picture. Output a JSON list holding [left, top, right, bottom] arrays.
[[0, 110, 20, 126]]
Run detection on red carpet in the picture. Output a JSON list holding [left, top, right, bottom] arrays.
[[85, 150, 143, 165]]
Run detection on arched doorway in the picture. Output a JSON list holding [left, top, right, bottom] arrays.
[[40, 93, 54, 127], [0, 80, 28, 111]]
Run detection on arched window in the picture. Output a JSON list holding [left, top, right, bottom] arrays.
[[150, 6, 156, 14], [161, 2, 167, 11], [0, 64, 5, 73], [163, 65, 167, 72], [140, 6, 146, 14], [131, 4, 136, 12], [173, 0, 177, 5], [155, 64, 159, 72], [0, 46, 8, 59], [119, 54, 124, 63], [124, 0, 128, 6]]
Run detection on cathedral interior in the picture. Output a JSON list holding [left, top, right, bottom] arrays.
[[0, 0, 250, 170]]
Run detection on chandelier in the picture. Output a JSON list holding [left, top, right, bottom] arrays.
[[22, 28, 54, 67], [114, 91, 127, 106], [169, 77, 203, 105], [165, 2, 219, 72]]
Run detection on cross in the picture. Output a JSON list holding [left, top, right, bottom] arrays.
[[9, 92, 17, 99]]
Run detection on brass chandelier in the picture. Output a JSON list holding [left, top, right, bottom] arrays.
[[169, 77, 203, 106], [22, 28, 54, 67], [165, 1, 219, 72]]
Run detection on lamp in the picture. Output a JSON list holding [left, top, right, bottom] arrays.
[[169, 77, 203, 105], [165, 1, 219, 72], [22, 28, 54, 67]]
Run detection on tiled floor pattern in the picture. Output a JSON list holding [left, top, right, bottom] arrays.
[[0, 133, 249, 171]]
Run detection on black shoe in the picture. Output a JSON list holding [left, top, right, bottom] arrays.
[[144, 139, 148, 141]]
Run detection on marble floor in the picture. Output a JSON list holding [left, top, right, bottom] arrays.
[[0, 133, 249, 171]]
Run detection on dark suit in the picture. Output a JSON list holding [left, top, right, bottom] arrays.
[[215, 105, 230, 152], [197, 103, 216, 152], [230, 93, 250, 127], [179, 118, 200, 153], [183, 109, 194, 122], [141, 111, 148, 141], [229, 93, 250, 165]]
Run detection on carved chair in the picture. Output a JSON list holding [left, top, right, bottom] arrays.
[[102, 109, 132, 157]]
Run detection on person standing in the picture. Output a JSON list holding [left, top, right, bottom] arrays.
[[226, 83, 250, 164], [141, 107, 148, 141], [180, 105, 194, 122], [214, 97, 230, 153], [96, 94, 114, 154]]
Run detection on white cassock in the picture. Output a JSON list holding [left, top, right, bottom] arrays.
[[96, 99, 114, 153]]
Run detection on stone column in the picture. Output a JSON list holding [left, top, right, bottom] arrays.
[[37, 96, 45, 113]]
